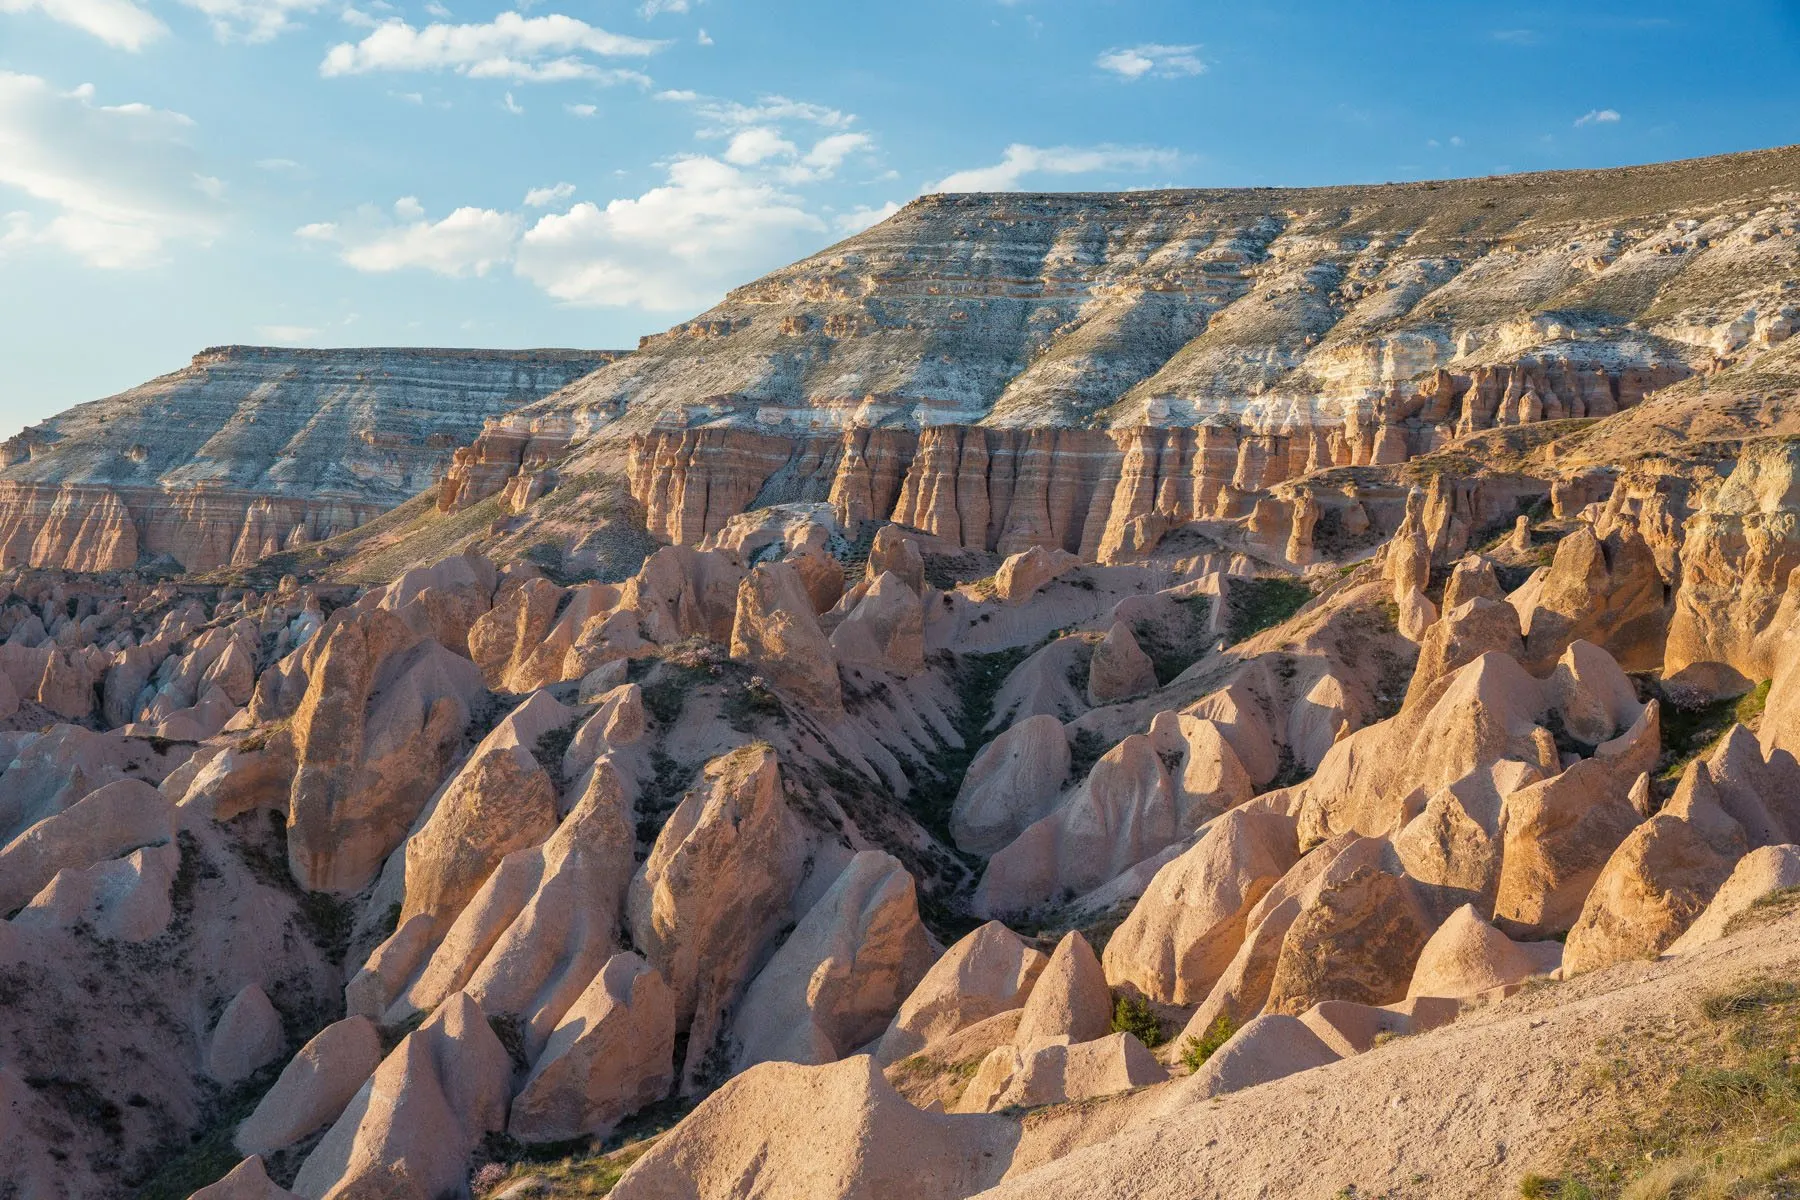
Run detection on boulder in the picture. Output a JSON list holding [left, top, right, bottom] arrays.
[[1167, 1013, 1339, 1105], [396, 690, 569, 939], [286, 608, 486, 893], [292, 993, 511, 1200], [1563, 759, 1749, 973], [732, 851, 937, 1071], [1015, 931, 1111, 1050], [236, 1017, 383, 1157], [207, 984, 285, 1086], [1101, 806, 1300, 1004], [1265, 840, 1436, 1015], [957, 1031, 1164, 1112], [994, 546, 1079, 604], [1492, 701, 1657, 935], [1669, 844, 1800, 952], [866, 526, 925, 595], [628, 744, 856, 1090], [949, 714, 1070, 856], [0, 778, 174, 914], [829, 571, 925, 676], [608, 1057, 1015, 1200], [975, 733, 1179, 917], [1406, 904, 1561, 999], [392, 756, 636, 1053], [508, 953, 676, 1143], [729, 561, 843, 717], [190, 1156, 303, 1200], [874, 922, 1048, 1066], [1087, 622, 1158, 705]]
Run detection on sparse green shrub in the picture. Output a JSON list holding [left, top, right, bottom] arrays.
[[1179, 1013, 1237, 1072], [1109, 993, 1166, 1048], [1226, 578, 1313, 644]]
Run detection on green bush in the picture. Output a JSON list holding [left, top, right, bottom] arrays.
[[1179, 1013, 1237, 1072], [1109, 993, 1166, 1048]]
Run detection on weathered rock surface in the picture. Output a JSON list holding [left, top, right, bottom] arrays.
[[509, 953, 676, 1143], [874, 922, 1048, 1066], [732, 851, 937, 1071], [1, 346, 616, 571], [236, 1017, 384, 1157]]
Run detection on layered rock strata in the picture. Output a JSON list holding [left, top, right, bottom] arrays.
[[0, 345, 620, 572]]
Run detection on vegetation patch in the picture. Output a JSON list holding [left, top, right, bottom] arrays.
[[1179, 1014, 1237, 1073], [1527, 972, 1800, 1197], [1110, 993, 1167, 1048], [1653, 678, 1771, 788], [1226, 578, 1314, 644]]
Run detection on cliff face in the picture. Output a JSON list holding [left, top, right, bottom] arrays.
[[437, 360, 1679, 564], [0, 346, 622, 571], [500, 145, 1799, 443]]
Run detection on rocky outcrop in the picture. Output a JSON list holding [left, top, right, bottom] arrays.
[[2, 346, 617, 571]]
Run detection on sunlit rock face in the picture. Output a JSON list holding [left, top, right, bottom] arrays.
[[0, 345, 621, 571]]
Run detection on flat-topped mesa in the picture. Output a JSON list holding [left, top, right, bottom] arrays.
[[610, 360, 1669, 559], [512, 146, 1794, 442], [1, 345, 622, 572]]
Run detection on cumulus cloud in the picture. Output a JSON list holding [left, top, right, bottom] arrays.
[[300, 157, 826, 310], [523, 181, 575, 206], [297, 200, 521, 276], [932, 143, 1179, 192], [834, 200, 899, 234], [565, 102, 596, 116], [723, 126, 797, 165], [1095, 43, 1205, 80], [0, 0, 165, 49], [0, 72, 221, 268], [320, 12, 664, 84], [516, 156, 822, 308], [1574, 108, 1621, 126], [176, 0, 326, 42]]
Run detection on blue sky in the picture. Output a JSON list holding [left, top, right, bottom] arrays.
[[1, 0, 1797, 434]]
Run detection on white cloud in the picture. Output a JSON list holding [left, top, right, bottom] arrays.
[[834, 200, 898, 234], [1574, 108, 1621, 127], [298, 200, 521, 276], [256, 323, 322, 342], [688, 93, 853, 133], [0, 72, 219, 268], [423, 0, 448, 13], [932, 143, 1179, 192], [565, 102, 596, 116], [321, 12, 664, 84], [1095, 43, 1204, 80], [515, 155, 822, 308], [639, 0, 685, 13], [654, 88, 699, 102], [524, 181, 575, 207], [176, 0, 326, 42], [0, 0, 165, 49], [695, 26, 710, 44], [723, 126, 797, 165], [502, 90, 524, 113], [257, 157, 304, 172]]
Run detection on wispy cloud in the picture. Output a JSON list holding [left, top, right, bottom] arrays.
[[0, 0, 165, 50], [1490, 28, 1538, 45], [565, 102, 596, 117], [0, 72, 221, 269], [834, 201, 899, 234], [1095, 43, 1205, 80], [932, 143, 1179, 192], [524, 181, 575, 207], [320, 12, 664, 84], [1574, 108, 1621, 126], [177, 0, 327, 43]]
